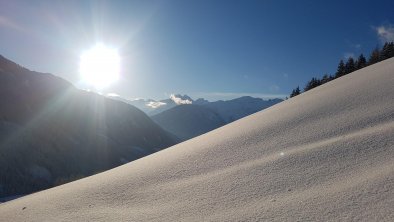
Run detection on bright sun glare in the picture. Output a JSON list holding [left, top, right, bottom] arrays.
[[80, 43, 120, 89]]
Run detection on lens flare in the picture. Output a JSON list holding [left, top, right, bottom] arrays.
[[80, 43, 120, 88]]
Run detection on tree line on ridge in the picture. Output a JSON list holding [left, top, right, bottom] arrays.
[[290, 41, 394, 98]]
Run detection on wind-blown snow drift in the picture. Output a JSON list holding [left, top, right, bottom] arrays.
[[1, 58, 394, 221]]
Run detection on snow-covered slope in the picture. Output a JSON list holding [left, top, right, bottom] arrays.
[[1, 58, 394, 221]]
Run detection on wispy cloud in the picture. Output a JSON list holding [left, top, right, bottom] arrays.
[[128, 98, 147, 101], [106, 93, 167, 109], [170, 94, 193, 105], [353, 44, 361, 49], [343, 52, 355, 59], [146, 101, 166, 108], [375, 24, 394, 43], [195, 92, 287, 101], [0, 16, 26, 33]]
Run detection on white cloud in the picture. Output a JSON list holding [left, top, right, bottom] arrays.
[[106, 93, 120, 97], [170, 94, 193, 105], [375, 25, 394, 42], [146, 101, 167, 109], [128, 98, 146, 101]]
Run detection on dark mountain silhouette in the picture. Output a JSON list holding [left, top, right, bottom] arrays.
[[194, 98, 209, 105], [0, 55, 177, 198], [152, 105, 226, 140], [108, 97, 156, 114], [202, 96, 283, 123]]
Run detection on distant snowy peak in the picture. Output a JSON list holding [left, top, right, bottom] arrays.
[[170, 94, 193, 105], [108, 94, 194, 115]]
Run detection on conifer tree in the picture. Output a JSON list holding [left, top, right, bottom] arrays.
[[290, 86, 301, 98], [389, 42, 394, 58], [304, 77, 321, 92], [368, 47, 381, 65], [344, 57, 355, 74], [355, 54, 367, 70], [380, 42, 390, 60], [335, 60, 346, 78], [320, 74, 332, 84], [380, 42, 394, 60]]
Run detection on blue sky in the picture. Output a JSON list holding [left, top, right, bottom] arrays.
[[1, 0, 394, 101]]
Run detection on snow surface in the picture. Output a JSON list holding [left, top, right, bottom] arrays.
[[1, 58, 394, 221]]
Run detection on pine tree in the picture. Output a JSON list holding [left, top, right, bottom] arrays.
[[290, 86, 301, 98], [355, 54, 367, 70], [380, 42, 394, 60], [344, 57, 355, 74], [320, 74, 332, 84], [389, 42, 394, 58], [335, 60, 346, 78], [368, 47, 381, 65], [380, 42, 390, 61], [304, 77, 321, 92]]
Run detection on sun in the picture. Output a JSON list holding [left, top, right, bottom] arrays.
[[80, 43, 120, 89]]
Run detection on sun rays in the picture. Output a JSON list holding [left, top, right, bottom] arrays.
[[79, 43, 120, 89]]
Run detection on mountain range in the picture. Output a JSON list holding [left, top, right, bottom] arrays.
[[0, 55, 177, 198], [111, 94, 283, 140], [109, 94, 193, 116]]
